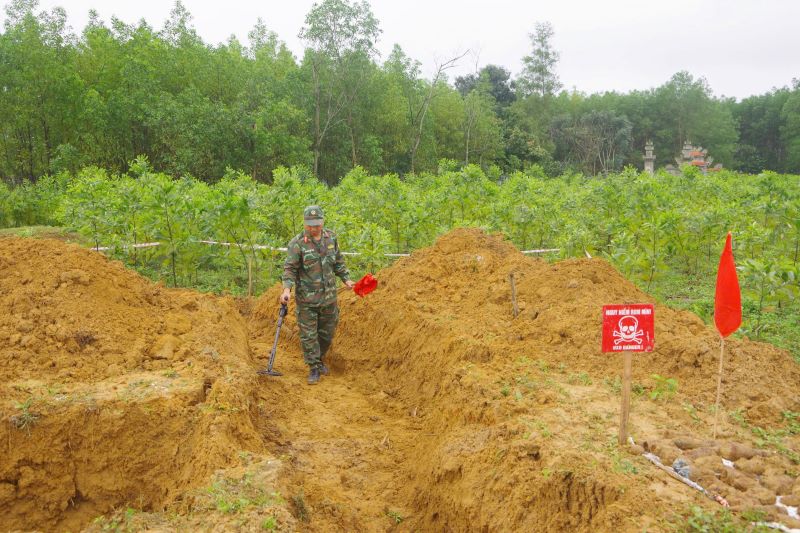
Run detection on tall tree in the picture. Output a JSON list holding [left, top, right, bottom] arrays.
[[651, 72, 738, 166], [781, 79, 800, 173], [517, 22, 561, 98], [732, 88, 789, 172], [456, 64, 515, 109], [298, 0, 381, 182]]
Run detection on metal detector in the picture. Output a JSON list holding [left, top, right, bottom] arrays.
[[257, 303, 288, 377]]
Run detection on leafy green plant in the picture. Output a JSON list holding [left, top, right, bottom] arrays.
[[4, 164, 799, 363], [650, 374, 678, 401], [739, 258, 798, 336]]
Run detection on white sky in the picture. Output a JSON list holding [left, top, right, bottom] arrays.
[[7, 0, 800, 99]]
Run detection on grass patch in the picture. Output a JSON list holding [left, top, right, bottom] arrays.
[[92, 507, 137, 532], [0, 225, 85, 242], [10, 397, 40, 435], [196, 473, 284, 516], [567, 372, 592, 386], [729, 408, 800, 464], [671, 505, 772, 532]]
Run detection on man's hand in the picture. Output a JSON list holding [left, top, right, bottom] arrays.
[[345, 280, 355, 289], [280, 288, 291, 304]]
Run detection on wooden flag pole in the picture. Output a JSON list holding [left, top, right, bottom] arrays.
[[619, 350, 633, 446], [509, 273, 519, 318], [712, 336, 725, 439]]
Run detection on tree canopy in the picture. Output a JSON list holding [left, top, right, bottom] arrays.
[[1, 1, 799, 184]]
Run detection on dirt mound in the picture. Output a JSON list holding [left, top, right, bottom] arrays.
[[0, 238, 268, 531], [0, 238, 243, 384], [247, 228, 799, 531], [3, 229, 797, 531], [338, 228, 800, 421]]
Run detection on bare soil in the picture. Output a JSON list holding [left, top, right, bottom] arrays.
[[1, 229, 798, 532]]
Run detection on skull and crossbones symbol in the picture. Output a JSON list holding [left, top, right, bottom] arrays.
[[613, 315, 643, 345]]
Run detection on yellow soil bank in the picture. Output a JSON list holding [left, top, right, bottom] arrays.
[[1, 229, 798, 532]]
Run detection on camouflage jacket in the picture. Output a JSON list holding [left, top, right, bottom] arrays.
[[282, 229, 351, 306]]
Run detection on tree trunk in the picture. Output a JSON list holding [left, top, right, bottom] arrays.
[[409, 52, 468, 174], [313, 78, 322, 178], [347, 109, 358, 166]]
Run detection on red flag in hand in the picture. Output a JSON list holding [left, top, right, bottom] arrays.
[[714, 233, 742, 338], [353, 273, 378, 297]]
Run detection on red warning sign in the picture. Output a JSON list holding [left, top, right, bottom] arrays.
[[601, 304, 655, 353]]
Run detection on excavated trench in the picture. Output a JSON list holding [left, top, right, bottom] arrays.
[[2, 230, 800, 531]]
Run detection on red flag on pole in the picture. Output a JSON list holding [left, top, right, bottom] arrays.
[[714, 232, 742, 338]]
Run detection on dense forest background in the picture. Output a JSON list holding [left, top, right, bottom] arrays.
[[2, 0, 800, 185]]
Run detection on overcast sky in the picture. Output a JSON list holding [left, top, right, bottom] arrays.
[[7, 0, 800, 100]]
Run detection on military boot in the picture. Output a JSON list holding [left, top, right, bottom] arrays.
[[319, 357, 329, 376], [307, 366, 321, 385]]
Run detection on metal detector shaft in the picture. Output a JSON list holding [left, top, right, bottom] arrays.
[[257, 303, 288, 376]]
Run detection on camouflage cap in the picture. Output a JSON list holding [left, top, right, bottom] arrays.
[[303, 205, 324, 226]]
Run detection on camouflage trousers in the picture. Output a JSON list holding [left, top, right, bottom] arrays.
[[296, 302, 339, 368]]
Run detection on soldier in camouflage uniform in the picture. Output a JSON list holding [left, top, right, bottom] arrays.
[[281, 206, 353, 384]]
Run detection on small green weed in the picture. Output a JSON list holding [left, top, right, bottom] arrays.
[[521, 418, 552, 439], [385, 508, 404, 524], [513, 374, 538, 391], [783, 411, 800, 434], [729, 407, 746, 425], [292, 491, 309, 522], [11, 397, 39, 435], [650, 374, 678, 401], [92, 507, 137, 533], [682, 403, 702, 423], [605, 438, 638, 475], [568, 372, 592, 386], [261, 516, 277, 530], [603, 376, 622, 394]]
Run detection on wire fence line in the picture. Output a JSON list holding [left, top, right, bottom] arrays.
[[91, 239, 560, 256]]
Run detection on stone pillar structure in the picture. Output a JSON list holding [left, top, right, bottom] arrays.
[[644, 140, 655, 175]]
